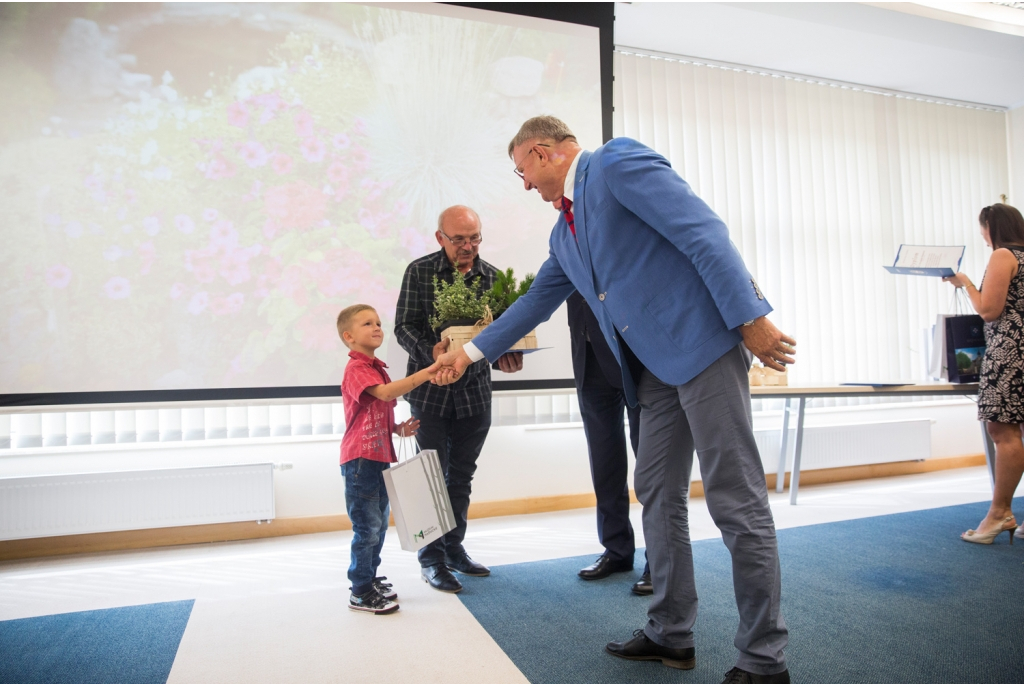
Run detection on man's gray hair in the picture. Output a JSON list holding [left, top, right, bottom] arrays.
[[507, 116, 577, 157], [437, 205, 481, 233]]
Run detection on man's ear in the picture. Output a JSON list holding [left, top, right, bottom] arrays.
[[435, 230, 445, 247]]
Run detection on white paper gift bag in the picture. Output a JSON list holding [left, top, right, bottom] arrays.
[[383, 447, 455, 552]]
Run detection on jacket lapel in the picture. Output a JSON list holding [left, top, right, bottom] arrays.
[[573, 151, 595, 282]]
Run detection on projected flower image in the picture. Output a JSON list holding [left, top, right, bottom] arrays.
[[0, 3, 601, 393]]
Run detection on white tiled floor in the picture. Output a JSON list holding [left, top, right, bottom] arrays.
[[0, 466, 1016, 683]]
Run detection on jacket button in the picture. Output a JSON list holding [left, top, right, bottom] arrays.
[[598, 293, 606, 301]]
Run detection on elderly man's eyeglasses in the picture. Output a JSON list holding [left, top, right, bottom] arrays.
[[439, 229, 482, 248], [513, 143, 551, 179]]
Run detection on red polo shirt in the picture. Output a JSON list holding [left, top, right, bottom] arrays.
[[340, 351, 397, 465]]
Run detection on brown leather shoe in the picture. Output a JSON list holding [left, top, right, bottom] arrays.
[[606, 629, 695, 670]]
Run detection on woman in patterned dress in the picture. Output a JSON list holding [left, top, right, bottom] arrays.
[[944, 203, 1024, 545]]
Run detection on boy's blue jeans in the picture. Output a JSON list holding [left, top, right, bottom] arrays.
[[341, 458, 391, 596]]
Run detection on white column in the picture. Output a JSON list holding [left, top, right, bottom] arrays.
[[248, 405, 270, 438], [227, 406, 249, 439], [291, 404, 313, 436], [182, 408, 205, 441], [496, 395, 517, 426], [91, 411, 115, 444], [205, 407, 227, 440], [42, 412, 68, 447], [331, 403, 345, 434], [13, 413, 43, 448], [312, 403, 333, 435], [137, 409, 160, 442], [0, 414, 10, 449], [159, 408, 182, 441], [553, 394, 571, 423], [115, 410, 136, 443], [67, 411, 92, 445], [516, 396, 536, 426], [535, 395, 553, 424], [270, 405, 291, 437]]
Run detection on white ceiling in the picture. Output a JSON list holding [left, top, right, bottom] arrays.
[[614, 2, 1024, 109]]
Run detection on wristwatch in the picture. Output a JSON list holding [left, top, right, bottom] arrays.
[[742, 319, 755, 327]]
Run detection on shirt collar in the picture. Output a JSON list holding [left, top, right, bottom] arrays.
[[348, 349, 387, 368], [434, 248, 482, 277], [563, 150, 584, 204]]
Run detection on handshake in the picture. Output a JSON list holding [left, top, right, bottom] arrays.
[[427, 339, 524, 386]]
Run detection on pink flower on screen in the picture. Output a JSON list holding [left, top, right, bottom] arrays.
[[103, 276, 131, 300], [187, 291, 209, 315], [219, 253, 251, 286], [185, 248, 217, 283], [143, 216, 160, 236], [46, 264, 73, 289], [297, 302, 346, 352], [400, 227, 433, 257], [104, 245, 125, 262], [138, 241, 157, 275], [175, 214, 195, 234], [205, 155, 236, 180], [227, 101, 249, 128], [170, 282, 186, 300], [300, 137, 326, 163], [209, 219, 238, 249], [331, 133, 350, 150], [226, 292, 245, 312], [293, 110, 315, 138], [84, 175, 103, 192], [202, 208, 219, 222], [271, 154, 293, 175], [64, 221, 83, 238], [209, 296, 232, 316], [352, 118, 368, 136], [263, 181, 327, 230], [238, 140, 269, 168], [327, 160, 350, 187]]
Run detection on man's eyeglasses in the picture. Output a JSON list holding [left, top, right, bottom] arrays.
[[513, 143, 551, 179], [439, 229, 482, 248]]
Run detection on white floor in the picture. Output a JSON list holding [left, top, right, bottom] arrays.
[[0, 467, 1016, 683]]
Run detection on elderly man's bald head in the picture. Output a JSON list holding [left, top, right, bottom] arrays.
[[436, 205, 483, 273]]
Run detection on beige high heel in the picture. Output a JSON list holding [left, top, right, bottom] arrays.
[[961, 516, 1017, 545]]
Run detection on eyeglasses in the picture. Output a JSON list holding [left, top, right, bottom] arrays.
[[513, 143, 550, 179], [439, 229, 482, 248]]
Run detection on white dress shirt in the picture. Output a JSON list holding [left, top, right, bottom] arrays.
[[462, 149, 584, 364]]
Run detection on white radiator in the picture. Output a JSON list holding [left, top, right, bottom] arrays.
[[0, 463, 275, 541], [752, 419, 932, 472]]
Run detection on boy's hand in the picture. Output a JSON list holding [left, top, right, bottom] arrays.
[[394, 418, 420, 438], [433, 348, 472, 385], [424, 359, 443, 375]]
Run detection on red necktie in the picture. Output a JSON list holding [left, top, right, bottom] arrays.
[[561, 196, 575, 237]]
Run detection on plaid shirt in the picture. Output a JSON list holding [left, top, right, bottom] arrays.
[[395, 249, 498, 419]]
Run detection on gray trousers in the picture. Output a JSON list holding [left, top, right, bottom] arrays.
[[635, 344, 788, 675]]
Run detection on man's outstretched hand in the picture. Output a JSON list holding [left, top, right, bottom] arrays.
[[433, 348, 473, 385], [739, 317, 796, 372]]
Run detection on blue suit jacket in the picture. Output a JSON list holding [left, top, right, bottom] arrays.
[[474, 137, 772, 405]]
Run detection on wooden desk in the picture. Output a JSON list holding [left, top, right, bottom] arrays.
[[748, 383, 986, 504]]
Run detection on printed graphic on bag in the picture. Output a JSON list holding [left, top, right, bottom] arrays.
[[955, 347, 985, 375]]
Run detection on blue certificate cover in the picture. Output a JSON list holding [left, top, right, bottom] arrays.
[[883, 244, 964, 277]]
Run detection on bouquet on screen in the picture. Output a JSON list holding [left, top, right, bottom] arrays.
[[431, 268, 537, 353]]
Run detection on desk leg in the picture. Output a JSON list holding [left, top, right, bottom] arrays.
[[789, 398, 807, 505], [980, 420, 996, 492], [776, 398, 792, 493]]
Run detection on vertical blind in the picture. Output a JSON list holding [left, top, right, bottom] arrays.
[[613, 49, 1010, 387]]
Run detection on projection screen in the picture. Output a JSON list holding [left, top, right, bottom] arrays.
[[0, 2, 605, 402]]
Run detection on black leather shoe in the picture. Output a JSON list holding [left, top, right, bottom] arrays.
[[421, 564, 463, 593], [606, 629, 695, 670], [445, 553, 490, 577], [631, 572, 653, 595], [722, 667, 790, 683], [579, 554, 633, 580]]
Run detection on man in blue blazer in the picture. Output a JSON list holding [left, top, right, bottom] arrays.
[[436, 116, 796, 684]]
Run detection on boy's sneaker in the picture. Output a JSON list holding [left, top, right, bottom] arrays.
[[349, 588, 399, 615], [374, 576, 397, 600]]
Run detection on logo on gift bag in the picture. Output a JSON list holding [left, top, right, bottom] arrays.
[[414, 530, 424, 541]]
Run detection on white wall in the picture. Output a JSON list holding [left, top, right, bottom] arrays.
[[1011, 105, 1024, 204]]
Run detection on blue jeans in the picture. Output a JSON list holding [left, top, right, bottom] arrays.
[[341, 458, 391, 595]]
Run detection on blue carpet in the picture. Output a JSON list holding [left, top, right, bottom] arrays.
[[0, 600, 194, 684], [458, 498, 1024, 684]]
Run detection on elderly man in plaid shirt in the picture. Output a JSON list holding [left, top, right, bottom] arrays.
[[395, 205, 524, 593]]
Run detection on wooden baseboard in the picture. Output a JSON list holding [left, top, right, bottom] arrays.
[[0, 454, 986, 561]]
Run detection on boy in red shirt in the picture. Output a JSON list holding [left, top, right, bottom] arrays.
[[337, 304, 441, 614]]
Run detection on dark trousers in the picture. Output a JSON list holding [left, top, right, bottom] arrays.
[[577, 342, 645, 570], [411, 405, 491, 567], [340, 458, 390, 595]]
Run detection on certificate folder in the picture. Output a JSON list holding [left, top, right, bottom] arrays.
[[883, 244, 964, 277]]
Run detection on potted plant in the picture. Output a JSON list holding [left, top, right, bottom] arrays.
[[432, 269, 538, 353]]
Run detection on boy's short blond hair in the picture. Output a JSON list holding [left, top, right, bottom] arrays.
[[337, 304, 376, 347]]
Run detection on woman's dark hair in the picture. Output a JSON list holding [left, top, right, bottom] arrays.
[[980, 203, 1024, 249]]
